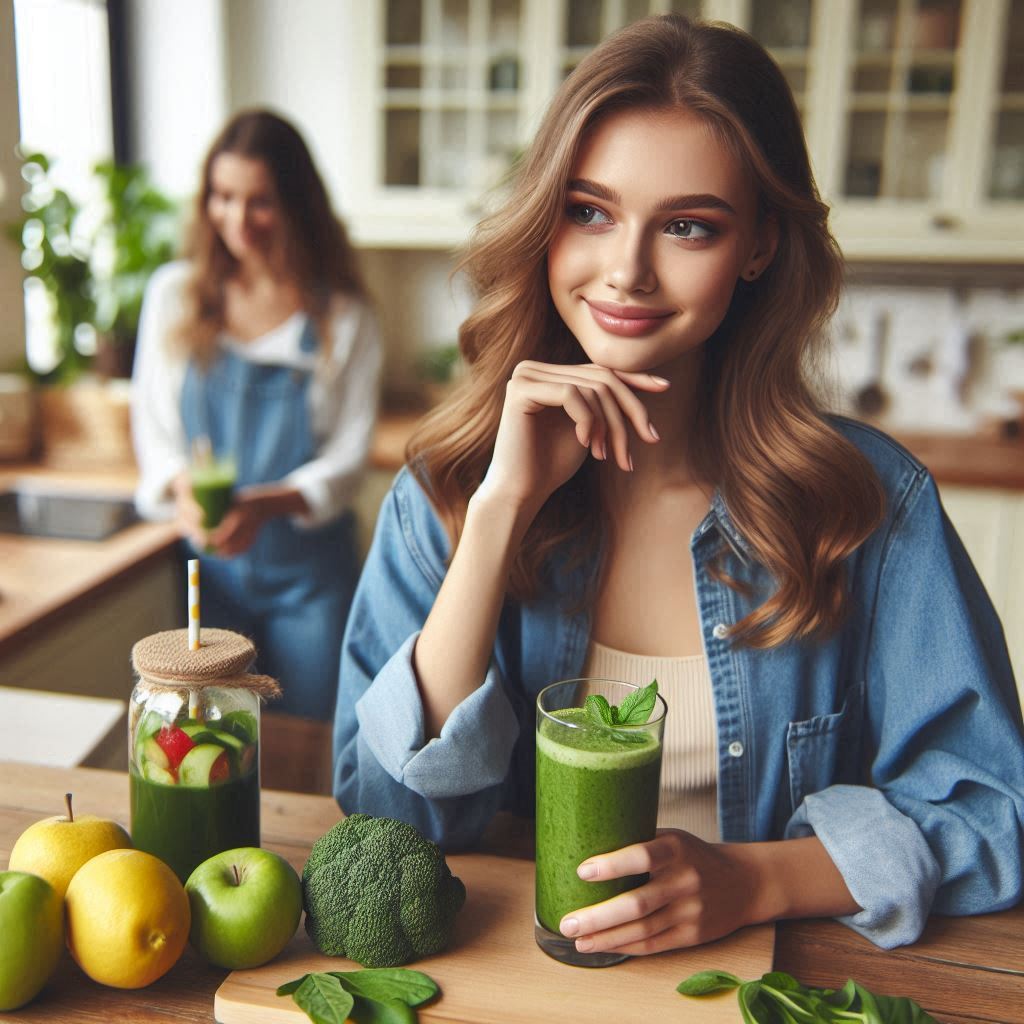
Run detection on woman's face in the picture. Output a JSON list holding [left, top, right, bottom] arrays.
[[206, 154, 284, 263], [547, 106, 775, 377]]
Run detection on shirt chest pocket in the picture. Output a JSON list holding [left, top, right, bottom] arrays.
[[786, 680, 865, 812]]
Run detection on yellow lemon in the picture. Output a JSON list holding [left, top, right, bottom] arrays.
[[65, 849, 190, 989], [9, 793, 131, 901]]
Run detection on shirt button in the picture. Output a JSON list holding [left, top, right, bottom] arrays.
[[728, 741, 744, 758], [712, 623, 729, 640]]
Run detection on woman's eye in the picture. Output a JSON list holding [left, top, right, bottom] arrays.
[[667, 219, 715, 241], [568, 203, 610, 226]]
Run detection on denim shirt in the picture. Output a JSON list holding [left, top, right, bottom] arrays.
[[332, 418, 1024, 949]]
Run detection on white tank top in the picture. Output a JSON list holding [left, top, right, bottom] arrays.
[[582, 640, 720, 842]]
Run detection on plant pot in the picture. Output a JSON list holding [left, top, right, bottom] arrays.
[[94, 332, 137, 380]]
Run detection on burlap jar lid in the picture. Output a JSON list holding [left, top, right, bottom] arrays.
[[131, 628, 281, 699]]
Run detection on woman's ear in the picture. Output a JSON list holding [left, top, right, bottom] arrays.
[[741, 213, 779, 281]]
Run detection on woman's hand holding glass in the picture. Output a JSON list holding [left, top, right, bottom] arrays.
[[557, 830, 763, 955], [477, 360, 669, 512], [559, 829, 860, 956]]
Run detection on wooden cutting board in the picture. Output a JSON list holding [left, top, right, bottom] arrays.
[[215, 852, 774, 1023]]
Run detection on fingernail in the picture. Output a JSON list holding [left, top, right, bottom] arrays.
[[628, 453, 635, 472], [650, 375, 670, 386], [596, 441, 606, 461], [575, 938, 595, 952], [648, 421, 660, 441], [577, 862, 598, 880], [561, 917, 580, 937]]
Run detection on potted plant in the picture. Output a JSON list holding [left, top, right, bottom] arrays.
[[7, 151, 177, 384], [6, 152, 178, 465], [90, 160, 177, 378], [6, 152, 96, 386]]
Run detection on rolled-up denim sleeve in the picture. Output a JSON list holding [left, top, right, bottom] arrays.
[[332, 468, 520, 849], [787, 469, 1024, 948]]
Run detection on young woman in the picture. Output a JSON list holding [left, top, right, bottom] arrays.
[[332, 16, 1024, 955], [132, 109, 381, 721]]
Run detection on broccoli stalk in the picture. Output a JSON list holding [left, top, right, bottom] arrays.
[[302, 814, 467, 968]]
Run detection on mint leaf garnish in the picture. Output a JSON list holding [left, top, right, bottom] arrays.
[[584, 694, 614, 728], [616, 679, 658, 725]]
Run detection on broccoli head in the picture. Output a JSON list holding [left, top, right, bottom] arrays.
[[302, 813, 467, 967]]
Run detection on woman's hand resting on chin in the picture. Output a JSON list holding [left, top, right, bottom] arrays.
[[474, 360, 669, 514]]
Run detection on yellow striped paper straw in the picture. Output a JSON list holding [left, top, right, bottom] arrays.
[[188, 558, 201, 650]]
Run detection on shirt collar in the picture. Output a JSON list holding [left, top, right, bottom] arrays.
[[692, 491, 754, 566]]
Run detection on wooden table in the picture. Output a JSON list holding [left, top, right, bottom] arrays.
[[1, 763, 1021, 1023]]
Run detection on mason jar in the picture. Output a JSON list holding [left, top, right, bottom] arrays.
[[128, 628, 279, 882]]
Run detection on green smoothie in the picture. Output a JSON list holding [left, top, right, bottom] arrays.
[[535, 708, 662, 932], [130, 762, 259, 882], [190, 459, 237, 530]]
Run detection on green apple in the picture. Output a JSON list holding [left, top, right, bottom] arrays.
[[184, 847, 302, 969], [0, 871, 63, 1010]]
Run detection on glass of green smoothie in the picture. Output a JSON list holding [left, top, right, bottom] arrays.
[[189, 452, 237, 533], [535, 678, 666, 967]]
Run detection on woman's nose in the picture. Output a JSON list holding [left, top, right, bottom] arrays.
[[602, 230, 657, 294]]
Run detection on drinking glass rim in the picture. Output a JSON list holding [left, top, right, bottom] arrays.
[[536, 677, 667, 728]]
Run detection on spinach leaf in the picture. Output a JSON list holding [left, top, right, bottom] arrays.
[[329, 968, 439, 1007], [676, 969, 742, 995], [276, 973, 311, 997], [678, 970, 939, 1024], [348, 996, 418, 1024], [279, 968, 441, 1024], [292, 974, 354, 1024]]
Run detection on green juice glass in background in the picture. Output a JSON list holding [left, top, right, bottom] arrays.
[[189, 455, 237, 532], [535, 678, 666, 967]]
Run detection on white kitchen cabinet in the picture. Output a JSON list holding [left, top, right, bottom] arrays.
[[941, 484, 1024, 708], [346, 0, 1023, 259]]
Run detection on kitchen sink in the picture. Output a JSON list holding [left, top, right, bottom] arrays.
[[0, 484, 139, 541]]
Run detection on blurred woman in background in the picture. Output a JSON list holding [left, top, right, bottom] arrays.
[[132, 108, 381, 722]]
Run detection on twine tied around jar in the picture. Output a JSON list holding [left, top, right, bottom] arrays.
[[131, 627, 282, 700]]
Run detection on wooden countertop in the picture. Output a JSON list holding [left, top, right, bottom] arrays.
[[1, 763, 1021, 1023]]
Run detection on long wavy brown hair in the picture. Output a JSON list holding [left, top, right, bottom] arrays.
[[408, 15, 885, 648], [171, 109, 367, 361]]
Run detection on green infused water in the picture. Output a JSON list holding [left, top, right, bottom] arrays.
[[535, 707, 662, 932]]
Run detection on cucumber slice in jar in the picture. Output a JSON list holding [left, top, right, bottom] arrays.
[[136, 735, 170, 773], [178, 743, 231, 786], [220, 710, 258, 743], [142, 760, 176, 785]]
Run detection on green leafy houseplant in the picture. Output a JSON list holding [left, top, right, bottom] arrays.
[[90, 160, 177, 376], [5, 153, 95, 384], [6, 151, 177, 384]]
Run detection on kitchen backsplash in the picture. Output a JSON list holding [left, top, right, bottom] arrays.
[[361, 247, 1024, 434]]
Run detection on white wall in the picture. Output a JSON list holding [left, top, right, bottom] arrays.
[[0, 0, 26, 371]]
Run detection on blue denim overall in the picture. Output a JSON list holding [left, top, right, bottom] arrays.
[[181, 320, 357, 720]]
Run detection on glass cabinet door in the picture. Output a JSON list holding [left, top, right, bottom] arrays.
[[841, 0, 961, 201], [381, 0, 524, 193], [987, 0, 1024, 200], [746, 0, 815, 119], [559, 0, 703, 79]]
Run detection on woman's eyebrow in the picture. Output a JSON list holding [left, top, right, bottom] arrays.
[[567, 178, 736, 215]]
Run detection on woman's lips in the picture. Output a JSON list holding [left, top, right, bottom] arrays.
[[584, 299, 674, 337]]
